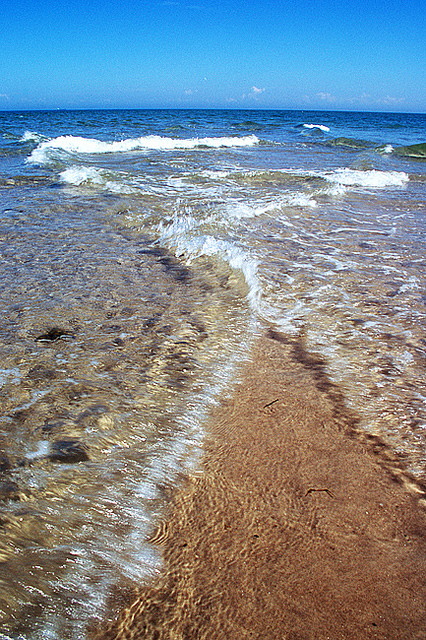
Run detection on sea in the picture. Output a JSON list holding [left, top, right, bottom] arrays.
[[0, 108, 425, 638]]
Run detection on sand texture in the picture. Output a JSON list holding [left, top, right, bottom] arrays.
[[94, 329, 426, 640]]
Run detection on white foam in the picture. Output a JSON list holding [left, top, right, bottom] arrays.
[[199, 169, 234, 179], [285, 193, 318, 208], [324, 183, 348, 196], [28, 134, 259, 164], [156, 212, 262, 312], [225, 193, 317, 222], [60, 165, 137, 194], [303, 123, 330, 132], [323, 168, 409, 189], [60, 166, 107, 186], [21, 130, 47, 143], [252, 194, 317, 214], [198, 237, 262, 311]]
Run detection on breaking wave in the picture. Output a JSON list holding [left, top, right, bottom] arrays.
[[28, 134, 260, 164], [302, 123, 330, 132]]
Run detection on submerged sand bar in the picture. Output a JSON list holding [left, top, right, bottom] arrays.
[[98, 330, 426, 640]]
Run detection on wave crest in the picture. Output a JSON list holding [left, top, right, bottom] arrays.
[[302, 123, 330, 132], [28, 134, 259, 164]]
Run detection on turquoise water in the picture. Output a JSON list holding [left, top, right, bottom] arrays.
[[0, 109, 425, 638]]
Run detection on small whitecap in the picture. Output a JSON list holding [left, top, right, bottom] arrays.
[[303, 123, 330, 132]]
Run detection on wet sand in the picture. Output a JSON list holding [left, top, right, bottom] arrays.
[[94, 329, 426, 640]]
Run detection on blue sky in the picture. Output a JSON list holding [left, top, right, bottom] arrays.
[[1, 0, 425, 112]]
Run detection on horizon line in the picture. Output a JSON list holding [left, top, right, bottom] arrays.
[[1, 106, 426, 116]]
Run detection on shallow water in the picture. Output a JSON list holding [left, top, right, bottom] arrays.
[[0, 108, 425, 638]]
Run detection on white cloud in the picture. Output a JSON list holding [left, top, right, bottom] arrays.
[[376, 95, 405, 106], [0, 93, 9, 100], [226, 86, 265, 104], [348, 93, 371, 104], [245, 86, 265, 100], [347, 93, 405, 108], [304, 91, 407, 110], [316, 92, 337, 103]]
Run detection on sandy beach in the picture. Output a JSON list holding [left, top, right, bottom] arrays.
[[93, 329, 426, 640]]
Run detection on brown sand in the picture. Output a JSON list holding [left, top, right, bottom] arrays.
[[94, 329, 426, 640]]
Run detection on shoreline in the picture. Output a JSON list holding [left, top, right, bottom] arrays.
[[94, 329, 426, 640]]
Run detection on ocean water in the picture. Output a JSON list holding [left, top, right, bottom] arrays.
[[0, 108, 425, 638]]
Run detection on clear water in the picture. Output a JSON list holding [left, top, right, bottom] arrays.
[[0, 108, 425, 638]]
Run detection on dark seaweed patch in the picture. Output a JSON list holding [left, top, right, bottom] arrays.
[[49, 439, 89, 463], [139, 247, 190, 282], [35, 327, 74, 342], [158, 256, 190, 282], [27, 365, 58, 380], [394, 142, 426, 159]]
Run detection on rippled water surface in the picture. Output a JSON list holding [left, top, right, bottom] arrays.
[[0, 108, 425, 638]]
